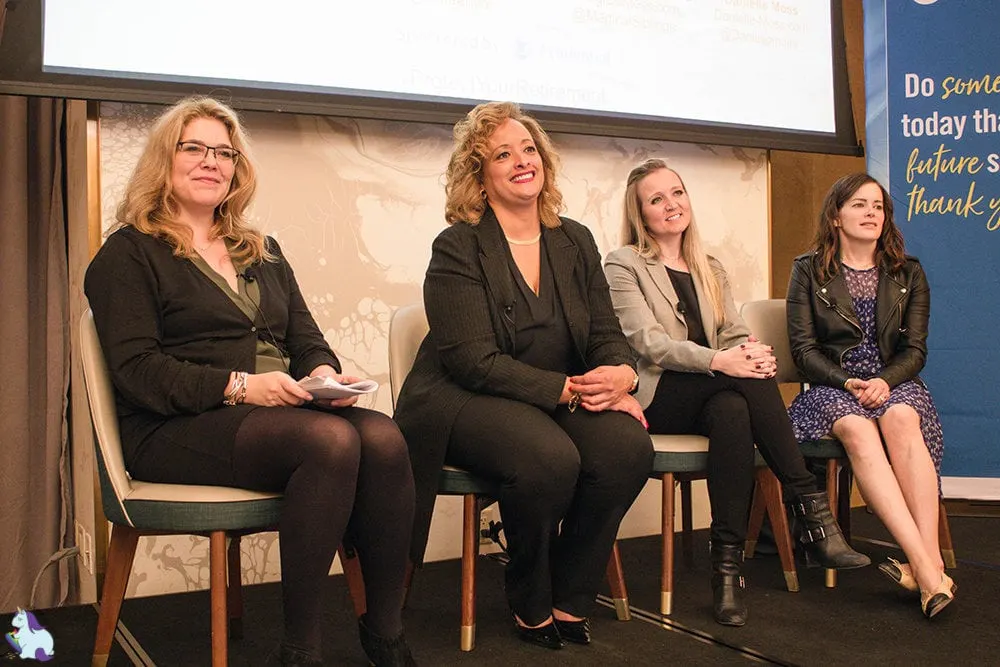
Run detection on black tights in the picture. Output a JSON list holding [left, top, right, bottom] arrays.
[[645, 371, 816, 545], [233, 406, 414, 659]]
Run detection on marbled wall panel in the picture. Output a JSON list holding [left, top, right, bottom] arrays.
[[98, 102, 768, 597]]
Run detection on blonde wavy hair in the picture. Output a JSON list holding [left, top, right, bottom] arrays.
[[621, 159, 725, 323], [115, 96, 271, 266], [444, 101, 564, 228]]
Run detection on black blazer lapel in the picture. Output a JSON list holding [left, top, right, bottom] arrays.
[[476, 210, 517, 346], [544, 224, 588, 356]]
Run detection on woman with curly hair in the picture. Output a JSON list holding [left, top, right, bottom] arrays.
[[394, 101, 652, 650], [84, 97, 416, 665]]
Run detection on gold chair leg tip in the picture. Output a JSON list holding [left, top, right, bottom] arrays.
[[660, 592, 673, 616], [784, 571, 800, 592], [92, 656, 110, 667], [612, 597, 631, 621], [460, 624, 475, 652], [942, 550, 957, 569], [745, 540, 757, 558], [825, 569, 838, 588]]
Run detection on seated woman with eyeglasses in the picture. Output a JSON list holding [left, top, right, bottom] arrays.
[[84, 97, 416, 667]]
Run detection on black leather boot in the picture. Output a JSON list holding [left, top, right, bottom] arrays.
[[788, 492, 871, 569], [358, 614, 417, 666], [710, 542, 748, 627]]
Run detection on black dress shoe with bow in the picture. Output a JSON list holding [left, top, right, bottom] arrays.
[[513, 616, 564, 650], [553, 617, 591, 645]]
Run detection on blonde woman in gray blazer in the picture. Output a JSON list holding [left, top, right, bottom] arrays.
[[604, 159, 869, 627]]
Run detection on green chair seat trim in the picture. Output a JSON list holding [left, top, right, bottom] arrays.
[[438, 467, 499, 497], [120, 497, 283, 533]]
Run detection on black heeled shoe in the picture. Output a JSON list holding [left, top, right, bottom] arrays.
[[788, 492, 871, 570], [512, 615, 564, 650], [358, 614, 417, 666], [553, 617, 591, 645]]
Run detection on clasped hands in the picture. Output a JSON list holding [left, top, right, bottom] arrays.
[[844, 376, 891, 409], [565, 364, 647, 427], [710, 335, 776, 379], [234, 365, 361, 409]]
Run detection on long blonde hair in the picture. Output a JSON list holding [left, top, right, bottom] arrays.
[[115, 96, 271, 266], [444, 101, 564, 228], [621, 159, 724, 323]]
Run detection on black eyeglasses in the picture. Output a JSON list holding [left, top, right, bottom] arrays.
[[176, 141, 242, 164]]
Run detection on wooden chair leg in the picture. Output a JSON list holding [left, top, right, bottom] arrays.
[[339, 545, 367, 618], [680, 479, 694, 567], [604, 541, 631, 621], [661, 472, 675, 616], [92, 525, 140, 667], [939, 501, 957, 569], [209, 531, 229, 667], [756, 469, 799, 592], [745, 480, 767, 558], [460, 493, 479, 651], [227, 536, 244, 640], [824, 459, 839, 588]]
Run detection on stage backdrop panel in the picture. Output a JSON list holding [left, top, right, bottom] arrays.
[[865, 0, 1000, 496], [97, 102, 768, 597]]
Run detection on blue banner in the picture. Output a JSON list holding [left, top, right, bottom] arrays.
[[865, 0, 1000, 486]]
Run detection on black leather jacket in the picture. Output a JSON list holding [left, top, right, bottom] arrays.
[[786, 252, 929, 390]]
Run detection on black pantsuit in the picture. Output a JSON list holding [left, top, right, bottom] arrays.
[[646, 371, 815, 544], [395, 209, 653, 624], [448, 396, 651, 623]]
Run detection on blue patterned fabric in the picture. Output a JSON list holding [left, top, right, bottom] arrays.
[[788, 265, 944, 483]]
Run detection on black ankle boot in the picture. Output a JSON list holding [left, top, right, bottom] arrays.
[[358, 614, 417, 666], [788, 492, 871, 570], [710, 542, 748, 627]]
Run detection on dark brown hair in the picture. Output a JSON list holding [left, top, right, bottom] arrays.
[[812, 172, 906, 282]]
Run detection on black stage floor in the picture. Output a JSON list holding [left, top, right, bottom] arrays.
[[5, 508, 998, 666]]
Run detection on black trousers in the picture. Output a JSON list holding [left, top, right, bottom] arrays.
[[645, 371, 816, 545], [447, 395, 653, 625]]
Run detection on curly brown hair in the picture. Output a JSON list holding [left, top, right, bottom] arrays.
[[444, 101, 564, 228], [811, 172, 906, 282], [114, 96, 272, 266]]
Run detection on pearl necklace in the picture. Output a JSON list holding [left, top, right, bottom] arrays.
[[505, 232, 542, 246]]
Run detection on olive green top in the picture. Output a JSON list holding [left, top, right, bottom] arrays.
[[188, 251, 289, 374]]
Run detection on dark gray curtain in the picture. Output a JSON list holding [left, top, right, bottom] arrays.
[[0, 95, 73, 611]]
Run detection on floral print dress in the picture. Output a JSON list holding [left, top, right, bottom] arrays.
[[787, 265, 944, 485]]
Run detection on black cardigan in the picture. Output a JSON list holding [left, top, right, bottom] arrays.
[[84, 225, 339, 471], [394, 210, 637, 564]]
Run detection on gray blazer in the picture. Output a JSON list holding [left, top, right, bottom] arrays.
[[604, 246, 750, 408]]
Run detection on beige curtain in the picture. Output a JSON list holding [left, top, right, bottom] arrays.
[[0, 95, 73, 611]]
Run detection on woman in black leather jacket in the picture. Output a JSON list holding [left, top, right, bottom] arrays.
[[786, 172, 954, 619]]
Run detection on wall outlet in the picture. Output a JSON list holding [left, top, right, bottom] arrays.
[[75, 520, 94, 575], [479, 507, 494, 545]]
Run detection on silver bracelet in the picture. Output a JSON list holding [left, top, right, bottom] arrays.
[[223, 371, 248, 406]]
